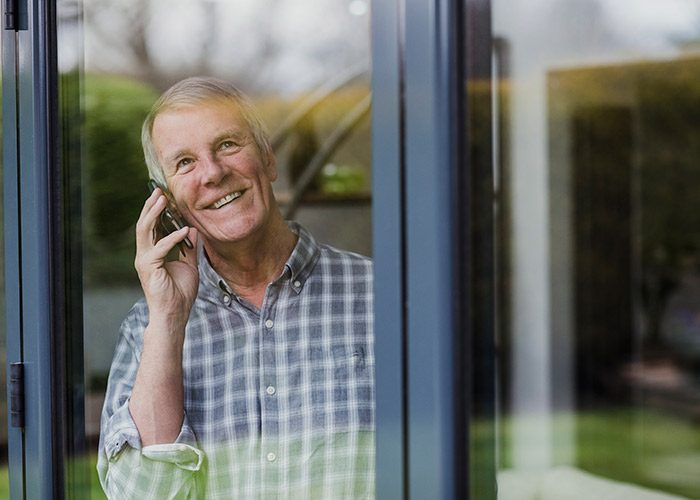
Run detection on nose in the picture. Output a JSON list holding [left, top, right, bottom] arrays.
[[199, 153, 226, 185]]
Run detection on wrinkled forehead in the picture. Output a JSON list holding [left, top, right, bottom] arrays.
[[153, 98, 248, 137], [153, 99, 253, 162]]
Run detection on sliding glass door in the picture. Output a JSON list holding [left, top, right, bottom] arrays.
[[467, 1, 700, 498]]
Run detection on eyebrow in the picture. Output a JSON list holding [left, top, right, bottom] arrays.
[[212, 129, 248, 145], [166, 149, 191, 166], [163, 129, 248, 167]]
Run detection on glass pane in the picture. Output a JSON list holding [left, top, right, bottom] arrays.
[[0, 32, 10, 499], [470, 1, 700, 498], [59, 0, 372, 497]]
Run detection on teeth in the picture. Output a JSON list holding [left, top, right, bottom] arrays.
[[213, 191, 242, 209]]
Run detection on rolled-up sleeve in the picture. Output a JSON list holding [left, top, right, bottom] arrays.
[[97, 302, 204, 499]]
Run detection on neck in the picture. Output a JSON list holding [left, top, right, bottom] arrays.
[[204, 212, 297, 307]]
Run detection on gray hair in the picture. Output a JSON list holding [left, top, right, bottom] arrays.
[[141, 76, 273, 189]]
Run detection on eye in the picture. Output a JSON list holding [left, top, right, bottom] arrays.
[[176, 157, 194, 171], [218, 139, 243, 152]]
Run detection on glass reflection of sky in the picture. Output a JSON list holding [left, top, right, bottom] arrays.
[[493, 0, 700, 73], [72, 0, 370, 94]]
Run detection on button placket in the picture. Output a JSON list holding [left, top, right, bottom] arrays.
[[259, 287, 279, 475]]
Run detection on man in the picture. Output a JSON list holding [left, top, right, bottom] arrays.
[[97, 77, 374, 498]]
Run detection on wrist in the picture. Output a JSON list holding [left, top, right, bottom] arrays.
[[144, 318, 188, 351], [148, 309, 190, 332]]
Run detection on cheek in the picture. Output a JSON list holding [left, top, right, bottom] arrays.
[[169, 178, 196, 205], [237, 151, 272, 178]]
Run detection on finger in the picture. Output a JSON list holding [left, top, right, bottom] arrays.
[[149, 226, 191, 262], [138, 186, 162, 220], [180, 227, 199, 266], [136, 195, 167, 250]]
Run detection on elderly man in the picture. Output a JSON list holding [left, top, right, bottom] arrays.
[[97, 77, 374, 498]]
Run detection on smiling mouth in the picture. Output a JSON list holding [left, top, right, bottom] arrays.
[[211, 191, 243, 209]]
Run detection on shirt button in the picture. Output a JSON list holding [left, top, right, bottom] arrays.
[[266, 385, 276, 396], [293, 280, 301, 288], [222, 294, 231, 305], [265, 319, 274, 329], [266, 452, 276, 462]]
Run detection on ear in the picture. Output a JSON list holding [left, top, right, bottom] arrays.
[[264, 151, 278, 182]]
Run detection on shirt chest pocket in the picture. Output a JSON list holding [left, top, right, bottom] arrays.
[[330, 345, 368, 379]]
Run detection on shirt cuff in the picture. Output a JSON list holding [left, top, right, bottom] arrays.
[[103, 399, 200, 468], [142, 443, 203, 471]]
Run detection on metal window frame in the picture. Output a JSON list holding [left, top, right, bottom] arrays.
[[3, 10, 27, 498], [14, 0, 60, 496], [372, 0, 481, 497], [3, 0, 79, 497], [371, 0, 406, 496], [403, 0, 465, 497]]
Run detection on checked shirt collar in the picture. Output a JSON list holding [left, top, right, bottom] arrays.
[[197, 221, 321, 304]]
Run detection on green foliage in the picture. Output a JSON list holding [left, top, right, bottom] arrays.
[[318, 163, 367, 194], [83, 75, 158, 286]]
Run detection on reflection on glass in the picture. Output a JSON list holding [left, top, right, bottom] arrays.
[[469, 1, 700, 499], [58, 0, 371, 497]]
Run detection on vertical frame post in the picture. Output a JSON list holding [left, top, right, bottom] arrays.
[[3, 12, 26, 500], [15, 0, 61, 496], [404, 0, 464, 497], [372, 0, 406, 497]]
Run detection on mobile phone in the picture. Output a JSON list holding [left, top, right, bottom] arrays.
[[147, 180, 194, 253]]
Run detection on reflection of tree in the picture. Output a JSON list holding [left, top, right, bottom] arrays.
[[82, 0, 369, 93], [550, 57, 700, 397], [637, 67, 700, 348], [83, 0, 282, 91], [84, 0, 156, 87], [288, 115, 320, 190], [572, 105, 633, 400]]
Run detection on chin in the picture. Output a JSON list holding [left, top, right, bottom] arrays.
[[203, 221, 264, 245]]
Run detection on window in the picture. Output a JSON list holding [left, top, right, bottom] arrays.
[[468, 1, 700, 498]]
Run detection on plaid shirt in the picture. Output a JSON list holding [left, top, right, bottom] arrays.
[[97, 223, 375, 499]]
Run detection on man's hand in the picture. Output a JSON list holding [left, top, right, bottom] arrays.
[[130, 186, 199, 446], [134, 186, 199, 331]]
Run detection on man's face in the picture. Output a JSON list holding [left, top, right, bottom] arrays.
[[152, 99, 277, 247]]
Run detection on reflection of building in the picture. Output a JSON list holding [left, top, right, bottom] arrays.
[[490, 55, 700, 497], [546, 57, 700, 406]]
